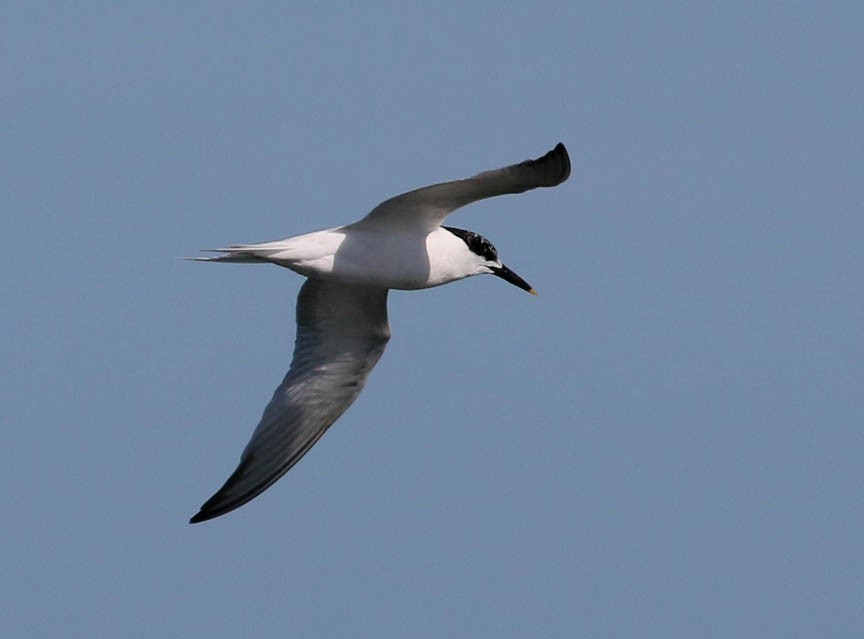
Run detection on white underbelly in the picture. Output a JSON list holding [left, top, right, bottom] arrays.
[[273, 226, 467, 290]]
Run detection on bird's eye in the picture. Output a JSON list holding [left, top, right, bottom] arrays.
[[481, 239, 497, 262]]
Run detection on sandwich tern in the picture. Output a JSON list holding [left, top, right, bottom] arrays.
[[189, 142, 570, 523]]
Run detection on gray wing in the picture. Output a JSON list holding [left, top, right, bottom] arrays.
[[357, 142, 570, 233], [190, 279, 390, 523]]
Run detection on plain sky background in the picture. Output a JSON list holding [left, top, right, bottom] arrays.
[[3, 3, 862, 637]]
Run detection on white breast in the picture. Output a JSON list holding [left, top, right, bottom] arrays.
[[228, 225, 476, 290]]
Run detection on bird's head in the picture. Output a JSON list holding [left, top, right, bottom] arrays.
[[444, 226, 537, 295]]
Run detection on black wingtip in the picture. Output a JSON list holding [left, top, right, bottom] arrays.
[[189, 511, 209, 524], [548, 142, 571, 185], [187, 453, 270, 524], [523, 142, 571, 187], [188, 492, 234, 524], [188, 482, 237, 524]]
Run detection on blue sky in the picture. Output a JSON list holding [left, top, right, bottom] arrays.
[[3, 3, 863, 637]]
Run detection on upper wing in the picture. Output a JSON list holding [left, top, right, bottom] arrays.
[[190, 279, 390, 523], [357, 142, 571, 233]]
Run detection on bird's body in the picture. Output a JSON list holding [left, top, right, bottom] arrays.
[[190, 142, 570, 523], [208, 224, 478, 290]]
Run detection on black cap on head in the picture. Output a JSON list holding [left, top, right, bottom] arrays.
[[444, 226, 535, 294]]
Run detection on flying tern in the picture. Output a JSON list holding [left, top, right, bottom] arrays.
[[189, 142, 570, 523]]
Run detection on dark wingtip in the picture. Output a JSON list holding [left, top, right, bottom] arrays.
[[189, 510, 211, 524], [548, 142, 571, 185], [189, 489, 227, 524], [188, 482, 235, 524], [524, 142, 571, 187], [187, 453, 266, 524], [188, 491, 234, 524]]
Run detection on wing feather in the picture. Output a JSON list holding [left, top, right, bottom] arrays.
[[190, 279, 390, 523], [357, 142, 570, 232]]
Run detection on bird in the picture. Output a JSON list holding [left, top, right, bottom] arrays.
[[189, 142, 571, 523]]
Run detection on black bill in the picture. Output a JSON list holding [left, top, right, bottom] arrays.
[[490, 264, 537, 295]]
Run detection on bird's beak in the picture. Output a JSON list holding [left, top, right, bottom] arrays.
[[490, 264, 537, 295]]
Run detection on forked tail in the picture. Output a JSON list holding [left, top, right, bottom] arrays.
[[186, 245, 282, 264]]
